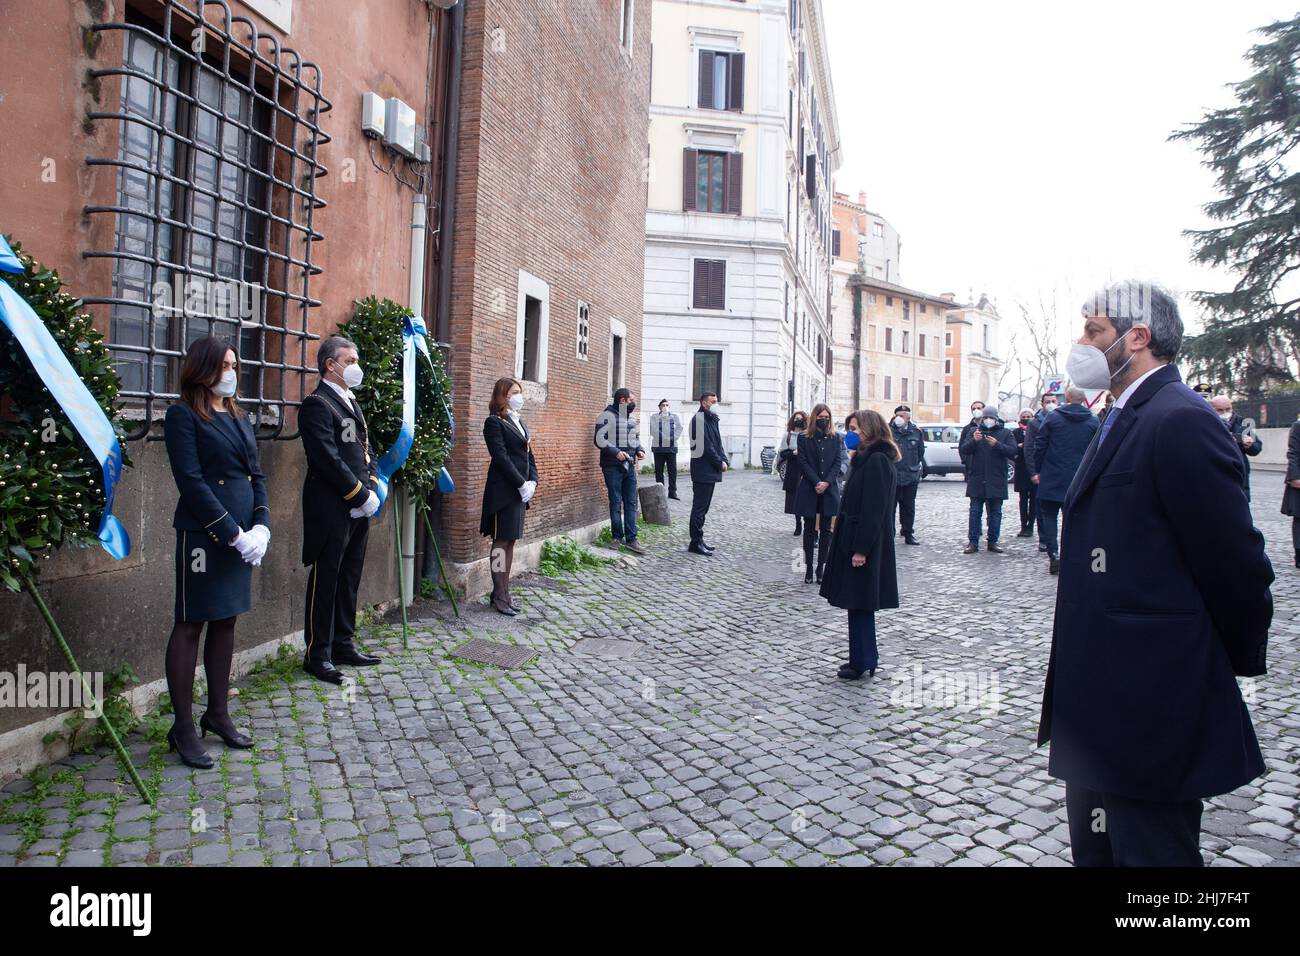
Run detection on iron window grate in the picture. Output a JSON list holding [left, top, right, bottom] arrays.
[[83, 1, 332, 440]]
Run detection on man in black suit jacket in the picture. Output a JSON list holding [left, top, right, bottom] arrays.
[[1209, 394, 1262, 501], [1039, 282, 1273, 866], [687, 392, 727, 555], [298, 336, 383, 684]]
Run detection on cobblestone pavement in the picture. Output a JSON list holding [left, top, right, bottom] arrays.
[[2, 469, 1296, 867]]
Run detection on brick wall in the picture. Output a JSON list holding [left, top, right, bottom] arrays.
[[440, 0, 651, 564]]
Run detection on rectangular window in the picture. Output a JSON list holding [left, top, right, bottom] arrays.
[[867, 373, 875, 398], [831, 229, 841, 257], [698, 50, 744, 111], [885, 296, 893, 307], [684, 149, 741, 214], [692, 348, 723, 402], [577, 302, 590, 361], [920, 303, 927, 314], [944, 384, 952, 403], [92, 17, 325, 438], [902, 330, 910, 354], [983, 324, 991, 352], [945, 358, 952, 374], [918, 334, 926, 357], [873, 221, 884, 238], [868, 324, 876, 350], [902, 378, 909, 402], [884, 327, 893, 352], [883, 376, 892, 400], [692, 259, 727, 310], [918, 380, 925, 404], [611, 332, 625, 392], [945, 331, 953, 347], [521, 295, 542, 382]]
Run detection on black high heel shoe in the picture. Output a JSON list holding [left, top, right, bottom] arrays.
[[199, 712, 254, 749], [167, 727, 215, 769]]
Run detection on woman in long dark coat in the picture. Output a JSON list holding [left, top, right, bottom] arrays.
[[1282, 415, 1300, 568], [778, 410, 807, 535], [480, 376, 538, 615], [820, 410, 899, 680], [1011, 408, 1036, 536], [793, 403, 845, 584], [163, 337, 267, 768]]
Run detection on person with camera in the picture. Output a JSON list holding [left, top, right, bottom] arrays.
[[959, 405, 1017, 553]]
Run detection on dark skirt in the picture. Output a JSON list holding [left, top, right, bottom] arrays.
[[174, 529, 252, 623], [481, 499, 525, 541]]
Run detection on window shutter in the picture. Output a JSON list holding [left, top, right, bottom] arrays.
[[693, 259, 708, 308], [698, 51, 714, 108], [711, 260, 727, 310], [728, 52, 745, 111], [682, 148, 698, 211], [724, 152, 742, 215]]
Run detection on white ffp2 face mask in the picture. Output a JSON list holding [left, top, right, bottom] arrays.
[[508, 393, 524, 412], [1066, 327, 1138, 390], [212, 369, 237, 398], [340, 362, 364, 389]]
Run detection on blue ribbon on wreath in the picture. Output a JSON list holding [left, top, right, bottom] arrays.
[[0, 235, 129, 559], [373, 314, 454, 515]]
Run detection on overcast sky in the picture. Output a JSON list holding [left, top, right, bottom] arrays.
[[823, 0, 1297, 369]]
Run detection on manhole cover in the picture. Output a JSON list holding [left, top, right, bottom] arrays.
[[571, 638, 642, 659], [449, 639, 537, 669]]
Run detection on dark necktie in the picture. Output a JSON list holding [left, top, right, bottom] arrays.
[[1096, 405, 1120, 447]]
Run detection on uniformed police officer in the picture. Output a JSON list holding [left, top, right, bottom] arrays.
[[889, 404, 925, 545], [299, 336, 383, 684]]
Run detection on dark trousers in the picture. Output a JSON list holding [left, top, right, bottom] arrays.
[[848, 610, 878, 672], [602, 463, 639, 542], [653, 450, 678, 496], [1292, 516, 1300, 553], [895, 481, 918, 536], [967, 497, 1003, 544], [1018, 487, 1036, 530], [1066, 782, 1203, 867], [304, 515, 370, 666], [689, 480, 716, 545], [1039, 499, 1063, 557]]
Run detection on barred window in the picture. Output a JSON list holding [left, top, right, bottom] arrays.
[[84, 3, 331, 440]]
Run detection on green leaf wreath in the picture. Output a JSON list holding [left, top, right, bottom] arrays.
[[336, 295, 453, 509], [0, 236, 132, 592]]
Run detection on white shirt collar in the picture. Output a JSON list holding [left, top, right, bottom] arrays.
[[1110, 364, 1165, 412], [506, 410, 525, 434], [323, 377, 353, 404]]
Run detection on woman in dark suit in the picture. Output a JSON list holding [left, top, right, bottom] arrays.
[[778, 411, 807, 535], [1282, 414, 1300, 568], [793, 403, 845, 584], [820, 410, 899, 680], [162, 337, 268, 768], [480, 376, 538, 615]]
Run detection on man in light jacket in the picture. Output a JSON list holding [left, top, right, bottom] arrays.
[[648, 399, 683, 500]]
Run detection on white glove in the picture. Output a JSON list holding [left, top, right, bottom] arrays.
[[232, 529, 259, 564], [350, 490, 380, 519], [247, 524, 270, 566], [519, 480, 537, 504]]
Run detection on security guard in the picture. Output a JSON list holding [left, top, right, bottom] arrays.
[[299, 335, 383, 683]]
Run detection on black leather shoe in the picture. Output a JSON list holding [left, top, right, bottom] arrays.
[[963, 543, 978, 554], [1016, 526, 1033, 537], [687, 543, 712, 556], [334, 649, 382, 666], [804, 568, 814, 584], [199, 712, 253, 749], [491, 599, 518, 616], [837, 665, 862, 680], [702, 541, 716, 552], [1049, 556, 1060, 575], [303, 660, 345, 684], [668, 494, 681, 500], [1038, 543, 1048, 552], [167, 727, 215, 769], [904, 535, 919, 545], [987, 543, 1005, 554]]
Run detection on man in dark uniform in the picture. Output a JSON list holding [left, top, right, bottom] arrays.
[[889, 404, 924, 545], [299, 336, 383, 684], [1039, 281, 1272, 866], [687, 391, 727, 556]]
